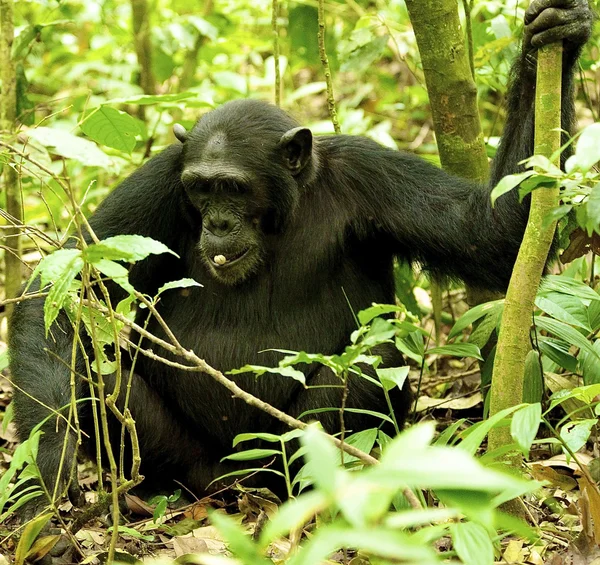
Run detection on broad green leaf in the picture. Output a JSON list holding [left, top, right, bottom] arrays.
[[157, 278, 203, 295], [517, 174, 557, 202], [92, 259, 134, 294], [259, 491, 328, 547], [209, 511, 270, 565], [539, 275, 600, 303], [84, 235, 176, 263], [336, 428, 378, 465], [228, 364, 306, 384], [427, 343, 483, 360], [449, 300, 504, 339], [385, 507, 459, 528], [301, 426, 339, 496], [297, 406, 393, 424], [535, 292, 591, 331], [450, 522, 494, 565], [538, 337, 578, 372], [233, 432, 283, 446], [534, 316, 600, 362], [575, 123, 600, 171], [80, 106, 142, 153], [560, 419, 596, 455], [340, 34, 389, 73], [523, 350, 544, 404], [526, 154, 562, 175], [587, 183, 600, 232], [221, 448, 281, 462], [469, 308, 501, 349], [458, 404, 524, 455], [376, 366, 409, 391], [287, 525, 440, 565], [32, 248, 82, 288], [361, 317, 396, 347], [28, 127, 112, 168], [43, 255, 84, 333], [490, 171, 535, 206], [15, 513, 53, 565], [358, 303, 404, 325], [510, 403, 541, 458], [579, 340, 600, 385]]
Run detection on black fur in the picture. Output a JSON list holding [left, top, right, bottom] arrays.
[[8, 0, 593, 503]]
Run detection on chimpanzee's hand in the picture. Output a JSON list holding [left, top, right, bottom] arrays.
[[523, 0, 594, 54]]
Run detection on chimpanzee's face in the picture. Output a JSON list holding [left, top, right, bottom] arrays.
[[179, 100, 315, 285], [181, 167, 266, 285]]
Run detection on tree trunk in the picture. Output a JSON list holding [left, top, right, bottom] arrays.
[[0, 0, 21, 321], [488, 44, 563, 454], [404, 0, 488, 182]]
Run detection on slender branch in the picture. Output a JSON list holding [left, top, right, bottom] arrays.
[[272, 0, 281, 106], [317, 0, 340, 133]]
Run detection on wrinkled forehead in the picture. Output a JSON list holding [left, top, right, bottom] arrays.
[[182, 131, 259, 185]]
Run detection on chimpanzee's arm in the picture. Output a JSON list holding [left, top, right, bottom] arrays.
[[337, 0, 593, 291], [490, 0, 593, 185]]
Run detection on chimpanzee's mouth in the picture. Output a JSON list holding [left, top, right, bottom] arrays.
[[210, 248, 250, 268]]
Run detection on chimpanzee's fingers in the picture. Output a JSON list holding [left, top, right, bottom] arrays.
[[524, 0, 577, 25], [529, 21, 592, 48], [525, 5, 579, 36]]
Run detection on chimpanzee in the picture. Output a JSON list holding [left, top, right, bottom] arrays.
[[8, 0, 594, 505]]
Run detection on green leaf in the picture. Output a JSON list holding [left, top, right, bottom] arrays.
[[534, 316, 600, 362], [233, 432, 283, 446], [336, 428, 378, 465], [535, 293, 591, 331], [490, 171, 535, 206], [92, 259, 134, 294], [340, 34, 389, 73], [579, 340, 600, 385], [427, 343, 483, 360], [523, 350, 544, 404], [84, 235, 177, 263], [358, 303, 404, 325], [287, 526, 440, 565], [575, 123, 600, 171], [538, 337, 578, 372], [228, 364, 306, 384], [209, 511, 270, 565], [15, 513, 53, 565], [539, 275, 600, 303], [510, 403, 541, 458], [301, 426, 340, 496], [449, 300, 504, 339], [157, 278, 203, 295], [259, 491, 328, 547], [560, 419, 596, 455], [81, 106, 143, 154], [376, 366, 409, 391], [297, 406, 393, 424], [32, 248, 82, 288], [43, 255, 84, 333], [458, 405, 524, 455], [587, 183, 600, 233], [221, 448, 281, 462], [450, 522, 494, 565], [28, 127, 112, 168]]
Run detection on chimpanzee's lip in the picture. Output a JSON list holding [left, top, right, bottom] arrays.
[[211, 248, 250, 267]]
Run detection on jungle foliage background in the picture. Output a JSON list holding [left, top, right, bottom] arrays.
[[2, 0, 600, 564]]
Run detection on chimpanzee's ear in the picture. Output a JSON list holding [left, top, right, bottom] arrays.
[[173, 123, 187, 143], [279, 127, 313, 175]]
